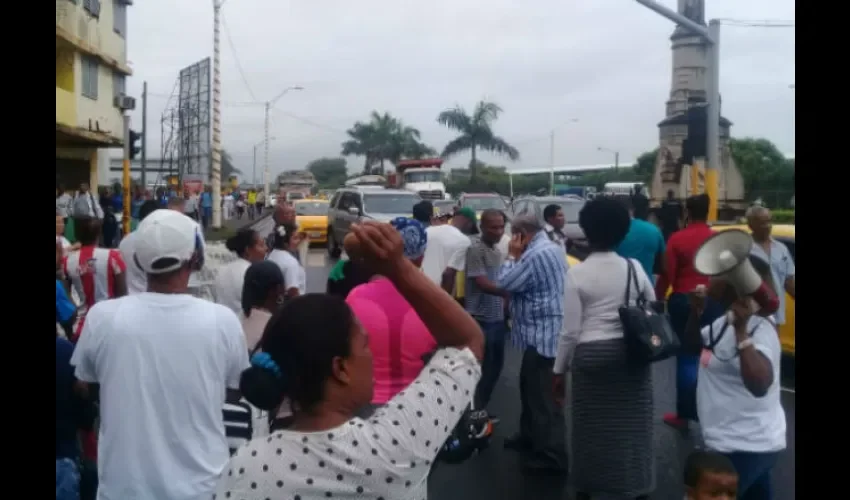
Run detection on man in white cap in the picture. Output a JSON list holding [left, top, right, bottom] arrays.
[[70, 209, 249, 500]]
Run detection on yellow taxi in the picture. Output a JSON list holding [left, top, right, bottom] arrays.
[[712, 223, 796, 356], [294, 199, 330, 244]]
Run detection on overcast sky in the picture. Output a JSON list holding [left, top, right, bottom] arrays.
[[124, 0, 794, 179]]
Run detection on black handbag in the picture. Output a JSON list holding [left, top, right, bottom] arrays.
[[618, 258, 679, 363]]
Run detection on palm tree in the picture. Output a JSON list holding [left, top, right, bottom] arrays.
[[437, 101, 520, 182], [341, 112, 435, 175]]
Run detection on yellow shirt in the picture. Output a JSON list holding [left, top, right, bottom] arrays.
[[247, 192, 257, 204]]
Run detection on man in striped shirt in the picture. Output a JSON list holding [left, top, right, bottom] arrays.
[[63, 216, 127, 342], [498, 215, 568, 475]]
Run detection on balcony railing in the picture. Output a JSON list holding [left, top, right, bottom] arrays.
[[56, 87, 76, 127]]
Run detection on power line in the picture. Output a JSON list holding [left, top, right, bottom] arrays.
[[271, 107, 349, 136], [220, 13, 259, 102]]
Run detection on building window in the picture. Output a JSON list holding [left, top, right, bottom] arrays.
[[82, 56, 99, 100], [113, 72, 126, 99], [83, 0, 101, 18], [113, 0, 127, 37]]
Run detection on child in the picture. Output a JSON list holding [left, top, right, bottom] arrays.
[[684, 450, 739, 500]]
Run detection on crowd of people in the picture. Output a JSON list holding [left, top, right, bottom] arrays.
[[55, 185, 793, 500]]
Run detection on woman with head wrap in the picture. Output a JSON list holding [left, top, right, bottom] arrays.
[[345, 217, 435, 418]]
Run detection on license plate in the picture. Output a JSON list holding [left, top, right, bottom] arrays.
[[309, 232, 322, 238]]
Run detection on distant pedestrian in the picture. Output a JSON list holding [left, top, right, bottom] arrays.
[[200, 186, 213, 228], [657, 194, 715, 431], [747, 206, 796, 328], [267, 223, 306, 298], [659, 189, 683, 242], [631, 184, 650, 221], [542, 203, 568, 253], [616, 196, 666, 283], [213, 228, 268, 315]]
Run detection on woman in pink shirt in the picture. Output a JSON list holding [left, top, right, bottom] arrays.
[[346, 217, 436, 416]]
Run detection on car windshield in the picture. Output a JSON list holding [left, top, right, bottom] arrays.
[[463, 196, 506, 211], [363, 194, 419, 214], [537, 200, 584, 223], [295, 202, 328, 216], [404, 171, 442, 183]]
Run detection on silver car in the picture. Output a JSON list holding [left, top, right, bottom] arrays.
[[511, 195, 588, 258], [326, 187, 422, 258]]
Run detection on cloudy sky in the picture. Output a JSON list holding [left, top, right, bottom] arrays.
[[124, 0, 795, 179]]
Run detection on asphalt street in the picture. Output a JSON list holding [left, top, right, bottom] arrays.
[[301, 248, 796, 500]]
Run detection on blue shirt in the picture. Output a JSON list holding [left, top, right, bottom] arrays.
[[497, 231, 567, 358], [201, 192, 212, 208], [56, 280, 75, 323], [616, 218, 665, 284]]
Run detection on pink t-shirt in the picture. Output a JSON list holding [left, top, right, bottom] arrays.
[[346, 277, 437, 404]]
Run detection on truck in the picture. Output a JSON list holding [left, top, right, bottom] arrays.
[[276, 170, 316, 204], [387, 158, 447, 200]]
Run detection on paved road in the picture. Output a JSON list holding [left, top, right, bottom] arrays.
[[300, 248, 796, 500]]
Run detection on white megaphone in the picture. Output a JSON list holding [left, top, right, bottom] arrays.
[[694, 229, 780, 315]]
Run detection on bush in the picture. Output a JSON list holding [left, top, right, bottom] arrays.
[[772, 209, 795, 224]]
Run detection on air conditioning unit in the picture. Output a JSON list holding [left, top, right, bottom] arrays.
[[114, 94, 136, 111]]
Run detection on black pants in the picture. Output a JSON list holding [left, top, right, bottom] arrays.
[[519, 347, 568, 470], [474, 319, 507, 409]]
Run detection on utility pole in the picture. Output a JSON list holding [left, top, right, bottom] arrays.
[[549, 130, 555, 195], [262, 86, 303, 206], [121, 113, 131, 236], [634, 0, 720, 221], [210, 0, 226, 229], [597, 146, 620, 170], [140, 81, 148, 188]]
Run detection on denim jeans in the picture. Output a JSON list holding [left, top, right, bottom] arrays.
[[722, 450, 780, 500], [56, 458, 80, 500], [474, 319, 507, 409]]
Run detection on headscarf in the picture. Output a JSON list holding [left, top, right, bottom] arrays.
[[389, 217, 428, 260]]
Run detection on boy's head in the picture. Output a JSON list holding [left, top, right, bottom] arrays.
[[684, 451, 738, 500]]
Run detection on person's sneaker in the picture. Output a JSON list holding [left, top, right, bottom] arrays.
[[663, 413, 689, 432]]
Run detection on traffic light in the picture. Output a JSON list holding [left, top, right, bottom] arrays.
[[129, 129, 142, 159]]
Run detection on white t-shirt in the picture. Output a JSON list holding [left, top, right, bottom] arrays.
[[214, 258, 251, 315], [268, 249, 306, 294], [421, 225, 471, 285], [70, 293, 250, 500], [118, 231, 147, 295], [697, 313, 787, 453], [214, 347, 481, 500]]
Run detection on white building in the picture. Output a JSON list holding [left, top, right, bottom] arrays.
[[56, 0, 133, 191]]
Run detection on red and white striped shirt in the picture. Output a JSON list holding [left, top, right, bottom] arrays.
[[63, 245, 126, 339]]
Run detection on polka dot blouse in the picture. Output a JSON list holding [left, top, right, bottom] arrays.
[[213, 347, 481, 500]]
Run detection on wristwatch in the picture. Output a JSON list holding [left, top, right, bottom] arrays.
[[737, 338, 755, 351]]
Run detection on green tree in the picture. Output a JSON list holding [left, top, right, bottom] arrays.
[[729, 137, 794, 207], [340, 112, 434, 175], [633, 148, 658, 184], [306, 157, 348, 188], [220, 149, 242, 181], [437, 101, 520, 183]]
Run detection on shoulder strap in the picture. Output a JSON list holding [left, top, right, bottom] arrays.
[[623, 258, 633, 305], [623, 258, 645, 306]]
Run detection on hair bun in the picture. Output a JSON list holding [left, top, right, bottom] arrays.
[[239, 366, 288, 412]]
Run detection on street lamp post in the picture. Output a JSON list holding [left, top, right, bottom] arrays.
[[634, 0, 721, 221], [549, 118, 579, 195], [597, 146, 620, 169], [263, 86, 303, 206]]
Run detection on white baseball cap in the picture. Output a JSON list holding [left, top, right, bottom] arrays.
[[134, 209, 205, 274]]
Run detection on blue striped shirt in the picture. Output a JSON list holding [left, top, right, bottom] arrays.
[[498, 231, 568, 358]]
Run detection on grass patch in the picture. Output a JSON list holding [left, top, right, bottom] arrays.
[[204, 225, 239, 242]]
